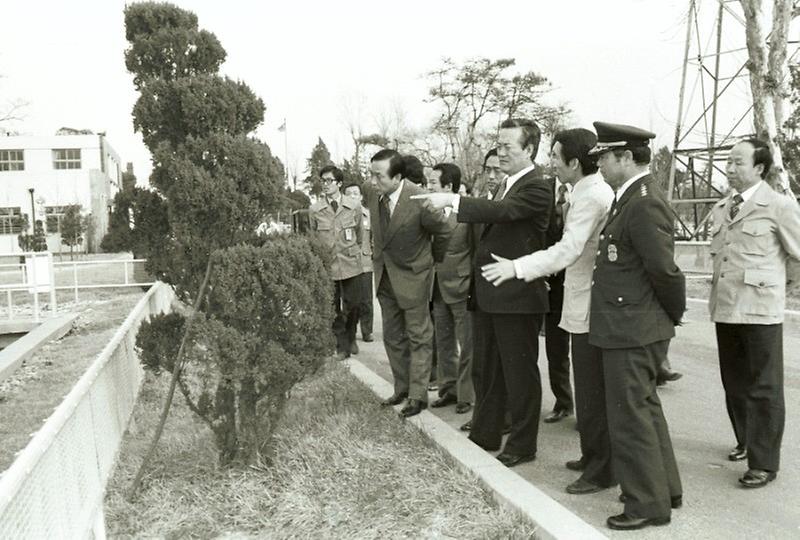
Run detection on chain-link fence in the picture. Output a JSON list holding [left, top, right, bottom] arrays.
[[0, 281, 174, 538]]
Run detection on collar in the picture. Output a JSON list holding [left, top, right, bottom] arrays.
[[385, 179, 404, 208], [734, 180, 764, 203], [503, 163, 536, 196], [327, 192, 342, 206], [615, 170, 649, 201]]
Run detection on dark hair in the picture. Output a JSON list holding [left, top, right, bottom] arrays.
[[611, 146, 651, 166], [500, 118, 541, 158], [742, 138, 773, 179], [319, 165, 344, 183], [552, 128, 599, 175], [432, 163, 462, 194], [342, 181, 361, 193], [402, 155, 426, 185], [483, 148, 498, 169], [371, 148, 404, 178]]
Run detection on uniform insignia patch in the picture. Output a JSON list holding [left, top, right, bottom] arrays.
[[608, 244, 618, 262]]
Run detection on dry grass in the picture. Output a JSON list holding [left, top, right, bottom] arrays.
[[105, 362, 539, 539], [0, 288, 145, 471]]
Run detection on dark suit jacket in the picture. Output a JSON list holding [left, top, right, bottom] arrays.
[[435, 214, 474, 304], [589, 175, 685, 349], [369, 180, 453, 310], [457, 167, 552, 314]]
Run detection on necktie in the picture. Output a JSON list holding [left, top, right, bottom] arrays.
[[330, 199, 338, 213], [379, 196, 391, 232], [729, 193, 744, 220], [494, 176, 509, 201], [555, 183, 568, 231]]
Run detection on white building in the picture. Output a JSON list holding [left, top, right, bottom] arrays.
[[0, 132, 122, 253]]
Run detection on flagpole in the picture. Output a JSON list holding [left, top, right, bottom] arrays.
[[282, 117, 291, 190]]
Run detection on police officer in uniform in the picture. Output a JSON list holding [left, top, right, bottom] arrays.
[[310, 166, 364, 360], [588, 122, 685, 531]]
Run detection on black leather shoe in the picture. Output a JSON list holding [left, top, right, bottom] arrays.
[[431, 393, 457, 408], [619, 493, 682, 509], [656, 370, 683, 386], [728, 445, 747, 461], [460, 420, 472, 432], [497, 452, 536, 467], [469, 437, 501, 452], [543, 409, 572, 423], [607, 513, 670, 531], [350, 342, 359, 355], [380, 392, 408, 407], [361, 333, 373, 342], [399, 399, 427, 418], [739, 469, 776, 488], [455, 402, 472, 414], [566, 478, 606, 495], [566, 457, 587, 471]]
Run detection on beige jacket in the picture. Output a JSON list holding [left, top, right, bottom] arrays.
[[514, 173, 614, 333], [309, 194, 363, 281], [709, 181, 800, 324]]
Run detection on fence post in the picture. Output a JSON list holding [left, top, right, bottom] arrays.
[[123, 260, 129, 285], [48, 253, 56, 316], [73, 263, 79, 302], [6, 290, 11, 320], [30, 253, 39, 323]]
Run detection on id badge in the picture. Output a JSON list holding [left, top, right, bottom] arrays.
[[345, 228, 354, 241]]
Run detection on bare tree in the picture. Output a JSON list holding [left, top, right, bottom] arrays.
[[740, 0, 796, 194], [0, 75, 28, 129]]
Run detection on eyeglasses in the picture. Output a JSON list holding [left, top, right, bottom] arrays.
[[321, 177, 336, 184]]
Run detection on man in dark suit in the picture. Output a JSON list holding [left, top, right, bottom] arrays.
[[368, 149, 453, 418], [428, 163, 475, 414], [589, 122, 685, 531], [708, 138, 800, 488], [542, 176, 574, 423], [413, 119, 552, 467]]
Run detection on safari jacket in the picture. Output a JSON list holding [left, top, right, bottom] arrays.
[[709, 181, 800, 324], [309, 194, 364, 281]]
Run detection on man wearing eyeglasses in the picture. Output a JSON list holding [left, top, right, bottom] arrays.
[[310, 165, 364, 360]]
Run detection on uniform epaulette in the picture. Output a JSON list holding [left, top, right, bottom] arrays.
[[640, 184, 648, 197]]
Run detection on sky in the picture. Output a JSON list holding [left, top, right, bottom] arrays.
[[0, 0, 766, 186]]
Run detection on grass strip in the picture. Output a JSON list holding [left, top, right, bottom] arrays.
[[105, 362, 538, 539]]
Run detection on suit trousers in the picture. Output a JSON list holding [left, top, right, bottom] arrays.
[[376, 272, 434, 402], [545, 278, 573, 412], [333, 276, 361, 355], [469, 310, 542, 455], [571, 333, 615, 487], [715, 323, 784, 472], [432, 287, 474, 404], [358, 271, 374, 337], [602, 340, 681, 519]]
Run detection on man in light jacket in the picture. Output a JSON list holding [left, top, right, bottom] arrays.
[[709, 138, 800, 488]]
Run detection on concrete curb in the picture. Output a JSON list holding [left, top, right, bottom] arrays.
[[346, 358, 607, 540], [0, 313, 78, 381], [687, 296, 800, 325]]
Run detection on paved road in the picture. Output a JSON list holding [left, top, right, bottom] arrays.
[[356, 298, 800, 538]]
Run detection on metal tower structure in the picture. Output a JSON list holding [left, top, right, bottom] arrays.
[[667, 0, 798, 239]]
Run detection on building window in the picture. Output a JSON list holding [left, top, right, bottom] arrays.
[[0, 207, 24, 234], [53, 148, 81, 169], [45, 206, 68, 233], [0, 150, 24, 171]]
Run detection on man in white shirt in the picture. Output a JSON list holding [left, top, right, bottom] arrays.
[[481, 128, 616, 494]]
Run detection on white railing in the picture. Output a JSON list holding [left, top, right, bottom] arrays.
[[0, 281, 174, 539], [0, 256, 154, 320]]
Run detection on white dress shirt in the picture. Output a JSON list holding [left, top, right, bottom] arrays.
[[453, 164, 536, 212], [384, 179, 404, 215]]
